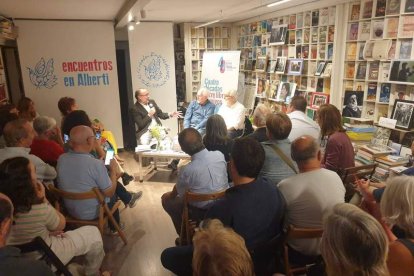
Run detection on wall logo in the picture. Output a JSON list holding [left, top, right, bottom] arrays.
[[218, 56, 225, 73], [27, 58, 58, 89], [137, 52, 170, 87]]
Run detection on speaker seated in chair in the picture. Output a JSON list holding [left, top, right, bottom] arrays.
[[216, 90, 246, 139]]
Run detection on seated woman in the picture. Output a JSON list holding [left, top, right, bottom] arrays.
[[17, 97, 38, 123], [246, 103, 270, 142], [317, 104, 354, 174], [193, 219, 254, 276], [0, 157, 105, 275], [321, 203, 389, 276], [217, 90, 245, 139], [203, 114, 233, 162]]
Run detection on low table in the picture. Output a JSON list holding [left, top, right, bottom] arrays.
[[135, 150, 190, 182]]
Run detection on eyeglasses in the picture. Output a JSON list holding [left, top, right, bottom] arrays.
[[139, 93, 150, 97]]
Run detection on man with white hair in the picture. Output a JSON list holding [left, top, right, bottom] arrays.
[[246, 103, 271, 142], [183, 88, 215, 135], [342, 93, 361, 118], [217, 90, 246, 139], [30, 116, 64, 166]]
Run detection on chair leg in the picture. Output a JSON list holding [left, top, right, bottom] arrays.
[[107, 213, 128, 245]]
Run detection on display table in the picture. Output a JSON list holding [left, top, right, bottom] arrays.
[[135, 149, 190, 182]]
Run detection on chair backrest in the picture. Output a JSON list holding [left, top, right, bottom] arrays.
[[341, 164, 377, 184], [184, 190, 227, 203], [286, 225, 324, 240], [15, 236, 72, 276], [48, 184, 99, 201]]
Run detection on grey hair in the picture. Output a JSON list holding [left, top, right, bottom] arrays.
[[197, 88, 210, 97], [252, 103, 271, 127], [380, 175, 414, 237], [33, 116, 56, 135], [223, 90, 238, 98]]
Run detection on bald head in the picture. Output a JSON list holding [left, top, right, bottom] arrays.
[[69, 125, 94, 151], [291, 135, 320, 164]]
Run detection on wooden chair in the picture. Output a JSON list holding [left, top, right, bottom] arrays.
[[340, 164, 377, 202], [14, 236, 72, 276], [47, 184, 127, 245], [179, 190, 226, 245], [283, 225, 324, 276]]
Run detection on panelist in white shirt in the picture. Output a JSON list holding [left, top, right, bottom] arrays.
[[217, 90, 245, 139]]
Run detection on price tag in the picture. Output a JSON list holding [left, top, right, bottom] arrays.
[[378, 117, 397, 129]]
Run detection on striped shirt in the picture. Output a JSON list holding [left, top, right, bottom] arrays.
[[6, 203, 60, 246]]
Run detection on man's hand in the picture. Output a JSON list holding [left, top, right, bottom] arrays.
[[170, 111, 183, 118]]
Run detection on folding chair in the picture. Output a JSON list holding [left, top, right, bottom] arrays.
[[47, 184, 127, 245], [340, 164, 377, 202]]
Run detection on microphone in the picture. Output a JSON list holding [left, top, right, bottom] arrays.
[[149, 103, 154, 108]]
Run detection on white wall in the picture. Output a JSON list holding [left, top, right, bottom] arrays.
[[16, 20, 124, 147], [128, 22, 178, 135]]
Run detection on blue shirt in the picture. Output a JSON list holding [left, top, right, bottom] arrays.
[[57, 151, 112, 220], [259, 139, 297, 185], [176, 149, 229, 208], [183, 100, 215, 134]]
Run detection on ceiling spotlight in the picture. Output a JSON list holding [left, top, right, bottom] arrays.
[[128, 23, 135, 31], [140, 10, 147, 19], [267, 0, 291, 8], [135, 21, 141, 25]]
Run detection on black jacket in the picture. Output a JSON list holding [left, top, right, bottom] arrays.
[[130, 99, 169, 139]]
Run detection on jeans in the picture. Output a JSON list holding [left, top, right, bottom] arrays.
[[107, 182, 131, 230]]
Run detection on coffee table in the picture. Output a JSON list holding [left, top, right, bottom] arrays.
[[135, 150, 190, 182]]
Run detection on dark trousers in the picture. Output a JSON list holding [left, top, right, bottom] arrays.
[[107, 182, 132, 230], [161, 245, 193, 276]]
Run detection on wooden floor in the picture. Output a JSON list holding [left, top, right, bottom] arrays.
[[100, 151, 177, 276]]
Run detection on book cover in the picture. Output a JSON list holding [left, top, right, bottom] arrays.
[[319, 8, 329, 26], [296, 45, 302, 58], [371, 20, 384, 39], [303, 28, 310, 43], [372, 40, 392, 59], [319, 44, 326, 60], [323, 63, 333, 77], [375, 0, 386, 17], [363, 41, 375, 59], [288, 31, 296, 44], [348, 23, 359, 40], [311, 28, 318, 43], [399, 39, 413, 59], [386, 0, 400, 15], [385, 17, 399, 38], [371, 127, 392, 147], [312, 10, 319, 26], [350, 4, 361, 21], [401, 15, 414, 37], [368, 61, 380, 80], [309, 61, 317, 75], [207, 39, 213, 49], [380, 62, 390, 82], [343, 90, 364, 118], [302, 61, 309, 75], [297, 13, 303, 28], [365, 102, 376, 119], [327, 44, 334, 60], [296, 30, 303, 44], [379, 83, 391, 103], [367, 83, 377, 100], [329, 6, 336, 25], [207, 27, 214, 38], [197, 28, 205, 38], [406, 0, 414, 13], [356, 62, 367, 79], [300, 77, 308, 90], [311, 45, 318, 59], [328, 26, 335, 42], [261, 34, 270, 46], [304, 12, 311, 27], [319, 26, 327, 42], [362, 0, 373, 18], [358, 21, 371, 41], [347, 43, 357, 60], [345, 62, 356, 78], [302, 45, 309, 59], [289, 14, 296, 29], [358, 43, 365, 60]]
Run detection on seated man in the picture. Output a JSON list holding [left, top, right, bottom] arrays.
[[30, 116, 64, 166], [277, 135, 345, 263], [287, 96, 320, 142], [0, 193, 54, 276], [183, 88, 215, 135], [259, 112, 297, 185], [130, 88, 181, 145], [217, 90, 245, 139], [0, 119, 56, 181], [246, 103, 271, 142], [57, 126, 142, 232], [161, 128, 229, 237]]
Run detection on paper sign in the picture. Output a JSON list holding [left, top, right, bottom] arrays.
[[378, 117, 397, 129]]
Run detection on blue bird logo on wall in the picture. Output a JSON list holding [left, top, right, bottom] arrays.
[[137, 52, 169, 88], [27, 58, 58, 89]]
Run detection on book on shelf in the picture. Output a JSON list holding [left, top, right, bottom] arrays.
[[371, 127, 391, 147], [319, 8, 329, 26], [379, 83, 391, 103], [372, 40, 391, 60], [371, 20, 384, 40], [358, 43, 365, 60], [304, 11, 311, 27], [362, 0, 373, 19], [323, 63, 333, 77], [327, 44, 334, 60], [222, 27, 229, 38], [385, 17, 399, 38], [288, 46, 296, 58], [345, 63, 356, 79], [356, 63, 367, 79], [367, 83, 377, 100], [350, 3, 360, 21], [359, 144, 393, 157], [379, 63, 390, 82], [329, 6, 336, 25], [375, 0, 386, 17], [328, 26, 335, 42], [296, 45, 302, 59], [347, 43, 357, 60], [399, 39, 412, 59], [311, 27, 318, 43], [406, 0, 414, 13], [400, 15, 414, 37], [385, 0, 400, 15], [348, 23, 359, 41], [302, 45, 309, 59], [358, 21, 371, 41], [288, 31, 295, 44], [368, 61, 379, 80], [303, 28, 310, 43], [365, 102, 376, 120], [388, 40, 396, 59], [319, 44, 326, 60], [289, 14, 296, 29], [296, 30, 303, 44], [311, 45, 318, 59], [297, 13, 303, 28], [312, 10, 319, 26], [319, 27, 327, 42]]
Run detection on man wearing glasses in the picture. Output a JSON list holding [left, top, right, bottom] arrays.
[[131, 88, 181, 145]]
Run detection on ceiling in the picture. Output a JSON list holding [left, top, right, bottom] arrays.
[[0, 0, 343, 27]]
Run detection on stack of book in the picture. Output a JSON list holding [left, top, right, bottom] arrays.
[[375, 155, 410, 170], [0, 19, 18, 40], [345, 123, 376, 141], [355, 144, 393, 165]]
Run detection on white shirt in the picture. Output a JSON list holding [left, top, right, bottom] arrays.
[[140, 102, 157, 128], [217, 101, 245, 130], [0, 147, 57, 180], [277, 168, 345, 255], [288, 111, 320, 142]]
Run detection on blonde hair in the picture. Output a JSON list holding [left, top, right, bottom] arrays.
[[321, 203, 389, 276], [380, 175, 414, 237], [192, 219, 254, 276], [223, 90, 238, 98]]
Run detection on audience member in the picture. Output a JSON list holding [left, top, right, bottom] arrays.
[[161, 128, 228, 236], [57, 96, 77, 129], [0, 103, 19, 148], [277, 135, 345, 262], [321, 203, 389, 276], [246, 103, 271, 142], [317, 104, 355, 173], [379, 176, 414, 275], [0, 157, 105, 275], [17, 97, 38, 123], [30, 116, 64, 166], [203, 114, 233, 162], [287, 96, 320, 141], [217, 90, 245, 139], [184, 88, 215, 135], [259, 112, 297, 184], [192, 219, 254, 276], [0, 192, 54, 276], [130, 88, 181, 145], [57, 126, 142, 233], [0, 119, 56, 181]]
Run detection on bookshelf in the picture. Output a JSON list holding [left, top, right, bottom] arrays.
[[0, 48, 8, 103], [236, 6, 337, 117], [343, 0, 414, 125], [185, 24, 231, 101]]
